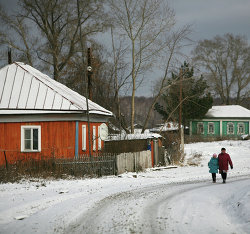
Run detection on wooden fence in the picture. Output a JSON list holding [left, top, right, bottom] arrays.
[[104, 139, 148, 153], [56, 154, 116, 176], [0, 153, 117, 182], [0, 151, 154, 182], [116, 151, 152, 174]]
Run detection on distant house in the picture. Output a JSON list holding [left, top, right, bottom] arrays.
[[150, 122, 179, 134], [0, 62, 113, 165], [128, 123, 144, 134], [190, 105, 250, 138]]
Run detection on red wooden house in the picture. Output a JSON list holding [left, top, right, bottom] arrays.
[[0, 62, 113, 165]]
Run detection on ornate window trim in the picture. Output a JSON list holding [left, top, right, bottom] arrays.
[[237, 122, 245, 135], [227, 122, 234, 135], [197, 122, 204, 134], [208, 122, 215, 134]]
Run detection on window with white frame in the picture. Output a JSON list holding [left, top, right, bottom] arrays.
[[208, 122, 215, 134], [237, 122, 245, 135], [21, 126, 41, 152], [197, 122, 204, 134], [227, 122, 234, 135], [92, 126, 96, 151], [82, 125, 86, 151]]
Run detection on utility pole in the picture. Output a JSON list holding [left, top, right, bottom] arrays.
[[179, 68, 184, 161], [77, 0, 92, 160], [87, 48, 93, 101], [8, 47, 12, 64], [86, 48, 92, 160]]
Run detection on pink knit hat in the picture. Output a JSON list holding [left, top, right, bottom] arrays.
[[213, 153, 217, 157]]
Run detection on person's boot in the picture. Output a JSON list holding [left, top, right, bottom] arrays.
[[223, 179, 226, 183]]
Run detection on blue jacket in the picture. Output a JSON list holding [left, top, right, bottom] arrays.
[[208, 157, 219, 173]]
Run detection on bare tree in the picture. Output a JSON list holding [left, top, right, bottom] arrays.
[[0, 5, 36, 65], [110, 26, 132, 133], [141, 26, 191, 133], [108, 0, 175, 133], [1, 0, 106, 81], [192, 34, 250, 105]]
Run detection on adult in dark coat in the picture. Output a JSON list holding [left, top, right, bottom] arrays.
[[218, 148, 233, 183]]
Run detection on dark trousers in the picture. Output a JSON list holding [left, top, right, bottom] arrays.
[[212, 173, 216, 182], [221, 172, 227, 181]]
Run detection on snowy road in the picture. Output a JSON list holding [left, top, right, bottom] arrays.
[[66, 177, 250, 234]]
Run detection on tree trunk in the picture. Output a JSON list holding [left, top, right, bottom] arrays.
[[141, 94, 160, 133], [130, 40, 136, 134]]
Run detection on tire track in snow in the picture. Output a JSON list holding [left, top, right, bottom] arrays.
[[65, 177, 250, 234], [64, 181, 209, 233]]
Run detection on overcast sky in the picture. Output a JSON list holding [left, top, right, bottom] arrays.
[[169, 0, 250, 42], [143, 0, 250, 96], [1, 0, 250, 96]]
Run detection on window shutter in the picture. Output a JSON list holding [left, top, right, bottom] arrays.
[[98, 125, 102, 150], [93, 126, 96, 151], [82, 125, 86, 151]]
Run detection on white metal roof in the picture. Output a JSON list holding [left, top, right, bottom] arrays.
[[150, 122, 179, 132], [107, 132, 162, 141], [0, 62, 113, 116], [205, 105, 250, 118]]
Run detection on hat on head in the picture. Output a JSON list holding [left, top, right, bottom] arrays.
[[221, 147, 226, 151], [213, 153, 217, 157]]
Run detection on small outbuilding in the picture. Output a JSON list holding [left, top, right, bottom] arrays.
[[106, 133, 164, 167], [190, 105, 250, 138], [0, 62, 113, 165]]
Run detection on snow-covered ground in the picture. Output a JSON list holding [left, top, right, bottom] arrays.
[[0, 140, 250, 234]]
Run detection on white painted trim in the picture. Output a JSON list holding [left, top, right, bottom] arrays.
[[207, 122, 215, 134], [21, 125, 41, 152], [227, 122, 234, 135], [197, 122, 204, 134], [82, 125, 86, 151], [220, 120, 222, 137], [194, 118, 250, 122], [93, 126, 96, 151], [237, 122, 245, 135]]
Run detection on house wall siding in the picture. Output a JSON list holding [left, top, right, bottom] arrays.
[[222, 121, 249, 136], [191, 121, 220, 136], [191, 120, 249, 137], [78, 122, 104, 156], [0, 121, 106, 165], [0, 121, 75, 165]]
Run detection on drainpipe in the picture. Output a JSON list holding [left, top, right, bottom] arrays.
[[220, 120, 222, 137]]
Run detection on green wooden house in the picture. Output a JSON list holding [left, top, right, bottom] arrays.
[[190, 105, 250, 138]]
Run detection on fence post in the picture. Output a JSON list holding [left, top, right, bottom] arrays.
[[4, 151, 8, 171], [133, 152, 137, 173]]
